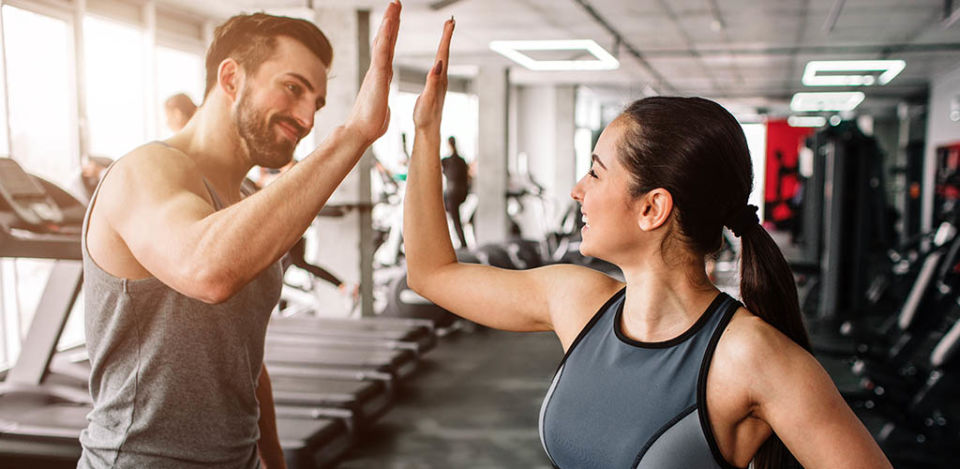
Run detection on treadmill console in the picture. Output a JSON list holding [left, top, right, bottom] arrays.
[[0, 157, 64, 228]]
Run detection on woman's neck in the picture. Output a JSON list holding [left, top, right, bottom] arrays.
[[618, 256, 719, 343]]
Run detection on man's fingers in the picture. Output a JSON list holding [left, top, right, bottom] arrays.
[[386, 3, 401, 63], [372, 1, 401, 66], [376, 1, 401, 43]]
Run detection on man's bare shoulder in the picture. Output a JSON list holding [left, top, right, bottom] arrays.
[[97, 143, 206, 208]]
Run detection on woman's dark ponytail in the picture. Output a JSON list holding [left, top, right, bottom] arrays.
[[734, 213, 810, 469], [619, 97, 811, 469]]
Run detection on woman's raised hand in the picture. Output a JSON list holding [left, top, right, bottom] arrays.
[[345, 1, 401, 145], [413, 17, 455, 132]]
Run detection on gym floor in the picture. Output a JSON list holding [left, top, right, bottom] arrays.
[[339, 327, 560, 469]]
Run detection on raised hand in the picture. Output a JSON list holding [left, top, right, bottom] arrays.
[[413, 17, 455, 132], [345, 1, 401, 144]]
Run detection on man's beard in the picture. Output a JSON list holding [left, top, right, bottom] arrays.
[[234, 90, 304, 169]]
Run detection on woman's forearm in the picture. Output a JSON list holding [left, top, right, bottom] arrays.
[[403, 129, 457, 290]]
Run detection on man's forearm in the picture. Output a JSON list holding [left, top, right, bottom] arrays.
[[187, 126, 367, 297], [256, 364, 286, 469]]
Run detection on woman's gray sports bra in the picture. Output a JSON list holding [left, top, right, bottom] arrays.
[[539, 288, 744, 469]]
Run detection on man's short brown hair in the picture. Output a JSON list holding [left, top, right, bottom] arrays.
[[204, 13, 333, 99]]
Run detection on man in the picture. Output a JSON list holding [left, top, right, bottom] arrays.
[[441, 135, 469, 247], [79, 3, 400, 467], [163, 92, 198, 132]]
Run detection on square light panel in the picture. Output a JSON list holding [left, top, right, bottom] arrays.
[[787, 115, 827, 127], [790, 92, 865, 112], [802, 60, 906, 86], [489, 39, 619, 71]]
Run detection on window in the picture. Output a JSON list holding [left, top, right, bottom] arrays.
[[742, 123, 767, 220], [1, 6, 79, 369], [84, 14, 146, 159], [0, 18, 8, 158], [156, 45, 203, 137], [2, 5, 78, 189]]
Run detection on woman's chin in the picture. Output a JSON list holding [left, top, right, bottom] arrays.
[[578, 243, 593, 258]]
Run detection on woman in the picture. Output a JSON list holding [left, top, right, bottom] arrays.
[[404, 19, 891, 469]]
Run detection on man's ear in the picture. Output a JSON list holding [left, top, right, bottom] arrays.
[[637, 188, 674, 231], [217, 58, 242, 101]]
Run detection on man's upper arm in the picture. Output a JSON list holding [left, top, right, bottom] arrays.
[[98, 147, 219, 298]]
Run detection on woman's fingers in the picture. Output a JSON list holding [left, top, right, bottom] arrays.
[[434, 17, 454, 71], [413, 16, 455, 129], [425, 18, 455, 98]]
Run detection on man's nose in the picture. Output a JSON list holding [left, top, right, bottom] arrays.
[[292, 102, 315, 135]]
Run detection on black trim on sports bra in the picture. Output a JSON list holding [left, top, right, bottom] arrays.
[[695, 296, 744, 469], [614, 292, 726, 349], [553, 287, 626, 373]]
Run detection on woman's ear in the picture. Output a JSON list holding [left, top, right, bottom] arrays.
[[637, 188, 674, 231]]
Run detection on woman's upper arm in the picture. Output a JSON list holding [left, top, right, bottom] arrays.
[[745, 321, 892, 469], [416, 261, 621, 338]]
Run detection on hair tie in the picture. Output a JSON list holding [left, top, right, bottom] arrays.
[[725, 204, 759, 238]]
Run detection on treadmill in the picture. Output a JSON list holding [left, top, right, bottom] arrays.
[[0, 159, 351, 468], [48, 348, 394, 434], [268, 314, 437, 356]]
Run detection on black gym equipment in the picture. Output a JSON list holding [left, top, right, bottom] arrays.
[[802, 121, 895, 327], [382, 270, 458, 328]]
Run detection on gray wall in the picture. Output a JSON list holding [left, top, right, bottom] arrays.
[[923, 63, 960, 232]]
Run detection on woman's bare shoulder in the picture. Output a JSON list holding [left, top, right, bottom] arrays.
[[533, 263, 624, 350]]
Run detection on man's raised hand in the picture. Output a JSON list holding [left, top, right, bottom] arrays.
[[346, 1, 401, 145]]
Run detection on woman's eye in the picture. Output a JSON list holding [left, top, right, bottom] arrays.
[[588, 169, 598, 178]]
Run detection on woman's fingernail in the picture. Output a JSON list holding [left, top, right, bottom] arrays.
[[434, 60, 443, 75]]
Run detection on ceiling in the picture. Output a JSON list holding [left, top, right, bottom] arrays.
[[159, 0, 960, 117]]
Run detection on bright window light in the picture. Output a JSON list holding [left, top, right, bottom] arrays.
[[802, 60, 905, 86], [741, 123, 766, 221], [85, 15, 145, 159], [156, 46, 203, 138], [0, 31, 7, 158], [489, 40, 619, 71], [2, 5, 79, 190], [790, 92, 865, 112], [787, 116, 827, 127]]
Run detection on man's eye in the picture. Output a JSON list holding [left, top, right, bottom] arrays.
[[286, 83, 301, 94]]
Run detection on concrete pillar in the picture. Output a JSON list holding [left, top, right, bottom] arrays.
[[280, 7, 374, 317], [553, 85, 577, 201], [475, 65, 509, 245], [513, 85, 576, 238]]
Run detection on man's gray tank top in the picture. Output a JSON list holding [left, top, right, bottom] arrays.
[[78, 147, 283, 468], [539, 288, 743, 469]]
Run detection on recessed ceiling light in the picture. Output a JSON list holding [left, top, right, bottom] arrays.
[[790, 92, 865, 112], [787, 115, 827, 127], [802, 60, 906, 86], [489, 39, 619, 71]]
